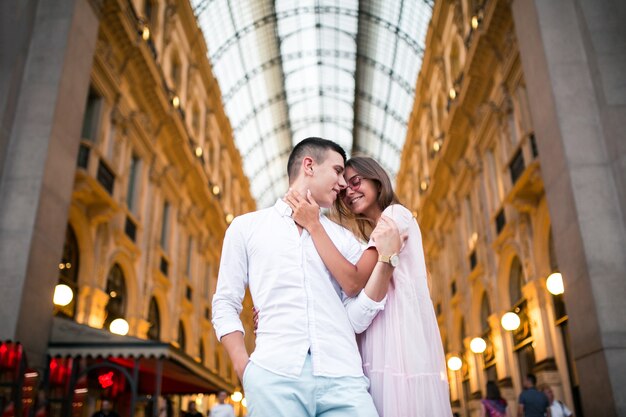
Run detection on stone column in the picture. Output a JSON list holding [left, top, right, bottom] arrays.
[[512, 1, 626, 416], [0, 0, 99, 367]]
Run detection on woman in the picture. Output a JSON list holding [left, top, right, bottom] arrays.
[[480, 381, 507, 417], [285, 156, 451, 417]]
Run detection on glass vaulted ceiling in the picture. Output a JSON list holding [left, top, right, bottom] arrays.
[[193, 0, 432, 208]]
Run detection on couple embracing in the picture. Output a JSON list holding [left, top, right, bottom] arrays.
[[212, 137, 452, 417]]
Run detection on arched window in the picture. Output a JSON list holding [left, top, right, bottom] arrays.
[[199, 339, 205, 364], [449, 40, 461, 84], [480, 292, 491, 333], [104, 264, 127, 329], [215, 349, 221, 373], [171, 53, 182, 91], [226, 359, 233, 380], [191, 104, 201, 135], [177, 321, 186, 351], [144, 0, 153, 22], [549, 230, 558, 271], [57, 226, 80, 319], [460, 318, 466, 347], [509, 257, 524, 304], [147, 297, 160, 341]]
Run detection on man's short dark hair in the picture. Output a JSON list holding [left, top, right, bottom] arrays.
[[287, 137, 346, 181], [526, 373, 537, 386]]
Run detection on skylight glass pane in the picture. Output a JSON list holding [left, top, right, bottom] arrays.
[[194, 0, 432, 207]]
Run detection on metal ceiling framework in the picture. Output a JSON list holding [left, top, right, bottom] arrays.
[[193, 0, 432, 208]]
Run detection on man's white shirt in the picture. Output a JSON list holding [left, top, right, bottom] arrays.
[[209, 404, 234, 417], [212, 199, 386, 377], [549, 401, 573, 417]]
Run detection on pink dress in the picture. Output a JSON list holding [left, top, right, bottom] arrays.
[[360, 204, 452, 417]]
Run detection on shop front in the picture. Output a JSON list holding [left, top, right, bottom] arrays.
[[0, 319, 234, 417]]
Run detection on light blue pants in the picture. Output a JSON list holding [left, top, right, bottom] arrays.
[[242, 354, 379, 417]]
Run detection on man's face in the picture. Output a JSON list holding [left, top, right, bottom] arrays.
[[217, 392, 227, 403], [523, 377, 532, 389], [102, 401, 112, 412], [308, 150, 347, 208]]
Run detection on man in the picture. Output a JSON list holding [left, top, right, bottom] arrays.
[[212, 137, 399, 417], [209, 391, 235, 417], [184, 402, 203, 417], [90, 399, 120, 417], [518, 374, 551, 417], [543, 386, 574, 417]]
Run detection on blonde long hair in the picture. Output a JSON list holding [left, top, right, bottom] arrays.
[[332, 156, 401, 241]]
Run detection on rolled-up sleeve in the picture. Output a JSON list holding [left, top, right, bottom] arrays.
[[343, 290, 387, 334], [211, 217, 248, 341]]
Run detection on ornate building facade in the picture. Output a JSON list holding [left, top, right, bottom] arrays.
[[1, 0, 255, 415], [396, 1, 626, 416]]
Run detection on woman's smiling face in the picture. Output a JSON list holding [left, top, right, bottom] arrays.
[[340, 166, 380, 218]]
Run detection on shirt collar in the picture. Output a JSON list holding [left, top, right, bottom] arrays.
[[273, 197, 325, 220], [274, 198, 293, 217]]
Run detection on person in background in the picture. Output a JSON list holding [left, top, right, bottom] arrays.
[[208, 391, 235, 417], [184, 402, 203, 417], [90, 399, 120, 417], [480, 381, 507, 417], [543, 386, 573, 417], [518, 374, 550, 417]]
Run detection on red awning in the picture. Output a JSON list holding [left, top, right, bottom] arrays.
[[48, 317, 234, 395]]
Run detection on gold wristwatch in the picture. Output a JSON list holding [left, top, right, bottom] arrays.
[[378, 253, 399, 267]]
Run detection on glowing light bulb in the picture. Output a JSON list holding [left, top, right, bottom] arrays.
[[501, 312, 521, 331], [447, 356, 462, 371], [470, 337, 487, 353], [546, 272, 564, 295], [109, 318, 129, 336], [53, 284, 74, 306]]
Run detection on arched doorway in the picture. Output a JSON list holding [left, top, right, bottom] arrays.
[[147, 297, 160, 341], [56, 226, 80, 318], [104, 265, 127, 331], [509, 257, 535, 381]]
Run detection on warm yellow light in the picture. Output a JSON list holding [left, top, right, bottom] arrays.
[[241, 398, 247, 408], [231, 391, 243, 403], [110, 291, 117, 298], [449, 87, 457, 100], [53, 284, 74, 306], [212, 185, 220, 195], [470, 337, 487, 353], [501, 312, 521, 331], [433, 140, 441, 152], [141, 25, 151, 41], [195, 146, 203, 157], [420, 180, 429, 191], [58, 263, 65, 270], [471, 16, 479, 29], [546, 272, 564, 295], [225, 213, 234, 224], [172, 95, 180, 109], [447, 356, 462, 371], [109, 318, 129, 336]]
